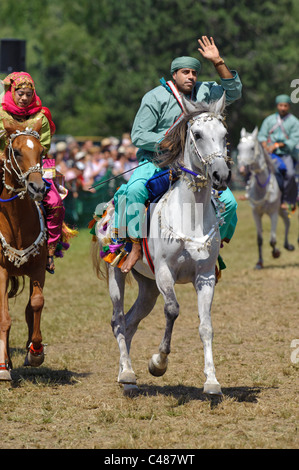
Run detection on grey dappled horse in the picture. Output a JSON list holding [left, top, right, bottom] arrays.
[[92, 95, 231, 396], [237, 127, 294, 269]]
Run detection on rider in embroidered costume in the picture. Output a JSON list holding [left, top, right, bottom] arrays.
[[258, 94, 299, 209], [113, 36, 242, 272], [0, 72, 76, 273]]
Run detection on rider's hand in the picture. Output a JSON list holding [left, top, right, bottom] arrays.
[[197, 36, 222, 65]]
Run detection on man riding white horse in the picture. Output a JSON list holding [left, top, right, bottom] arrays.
[[112, 36, 242, 273]]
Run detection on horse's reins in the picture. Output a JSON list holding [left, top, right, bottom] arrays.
[[2, 128, 43, 200]]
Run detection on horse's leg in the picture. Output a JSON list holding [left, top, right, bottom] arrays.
[[195, 273, 222, 396], [268, 212, 281, 259], [0, 268, 12, 380], [148, 267, 179, 377], [118, 270, 160, 392], [126, 270, 160, 351], [279, 207, 294, 251], [108, 266, 137, 385], [252, 210, 264, 269], [24, 279, 45, 367]]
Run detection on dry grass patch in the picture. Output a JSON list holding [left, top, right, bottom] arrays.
[[0, 191, 298, 449]]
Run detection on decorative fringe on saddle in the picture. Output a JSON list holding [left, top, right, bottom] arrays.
[[215, 254, 226, 283], [54, 222, 78, 258], [88, 201, 132, 269]]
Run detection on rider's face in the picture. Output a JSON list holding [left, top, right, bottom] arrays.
[[14, 87, 34, 107], [172, 68, 197, 94], [277, 102, 290, 117]]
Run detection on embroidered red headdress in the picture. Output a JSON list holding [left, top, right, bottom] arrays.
[[2, 72, 56, 135]]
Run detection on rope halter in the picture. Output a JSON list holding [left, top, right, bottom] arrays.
[[3, 127, 43, 199]]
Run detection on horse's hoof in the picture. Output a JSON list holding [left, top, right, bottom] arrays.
[[254, 262, 263, 270], [118, 370, 137, 385], [0, 368, 12, 381], [284, 243, 295, 251], [24, 343, 44, 367], [148, 354, 168, 377], [203, 382, 222, 396], [272, 249, 281, 258], [122, 384, 139, 396]]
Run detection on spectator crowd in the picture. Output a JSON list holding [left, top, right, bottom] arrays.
[[48, 132, 138, 199]]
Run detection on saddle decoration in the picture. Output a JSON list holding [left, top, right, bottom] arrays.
[[88, 169, 179, 270], [89, 200, 132, 269]]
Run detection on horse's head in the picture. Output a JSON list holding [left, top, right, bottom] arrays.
[[183, 94, 231, 190], [158, 94, 231, 191], [237, 127, 259, 173], [3, 119, 46, 201]]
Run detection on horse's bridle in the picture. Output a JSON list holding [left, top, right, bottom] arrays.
[[188, 113, 230, 165], [2, 127, 43, 199]]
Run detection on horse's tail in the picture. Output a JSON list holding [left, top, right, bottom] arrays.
[[90, 236, 108, 281], [8, 276, 25, 299]]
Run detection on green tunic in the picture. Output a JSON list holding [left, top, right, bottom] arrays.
[[258, 112, 299, 158]]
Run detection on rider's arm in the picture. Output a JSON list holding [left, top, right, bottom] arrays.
[[196, 73, 242, 106], [131, 90, 166, 152], [39, 113, 52, 154], [197, 36, 242, 105]]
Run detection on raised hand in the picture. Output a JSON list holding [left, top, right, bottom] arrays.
[[197, 36, 221, 64]]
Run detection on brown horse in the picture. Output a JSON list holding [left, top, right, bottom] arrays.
[[0, 119, 48, 381]]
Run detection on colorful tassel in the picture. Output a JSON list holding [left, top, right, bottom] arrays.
[[103, 252, 117, 263]]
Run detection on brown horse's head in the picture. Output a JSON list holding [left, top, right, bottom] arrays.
[[3, 119, 46, 201]]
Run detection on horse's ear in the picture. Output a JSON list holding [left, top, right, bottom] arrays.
[[33, 118, 43, 135], [214, 92, 226, 115], [252, 126, 258, 139], [181, 95, 197, 115], [241, 127, 246, 137], [2, 119, 19, 136]]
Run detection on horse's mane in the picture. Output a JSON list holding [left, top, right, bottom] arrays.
[[155, 100, 225, 169], [261, 145, 276, 174]]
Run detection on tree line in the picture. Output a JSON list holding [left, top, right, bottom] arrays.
[[0, 0, 298, 146]]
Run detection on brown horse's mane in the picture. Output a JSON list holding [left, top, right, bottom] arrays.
[[155, 100, 225, 169]]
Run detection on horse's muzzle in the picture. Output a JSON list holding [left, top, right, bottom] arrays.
[[27, 180, 47, 202], [212, 168, 231, 191]]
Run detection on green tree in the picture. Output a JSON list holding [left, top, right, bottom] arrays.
[[0, 0, 298, 145]]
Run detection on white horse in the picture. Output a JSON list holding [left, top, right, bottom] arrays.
[[237, 127, 294, 269], [92, 95, 231, 396]]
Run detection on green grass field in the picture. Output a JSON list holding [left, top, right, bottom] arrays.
[[0, 191, 298, 449]]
